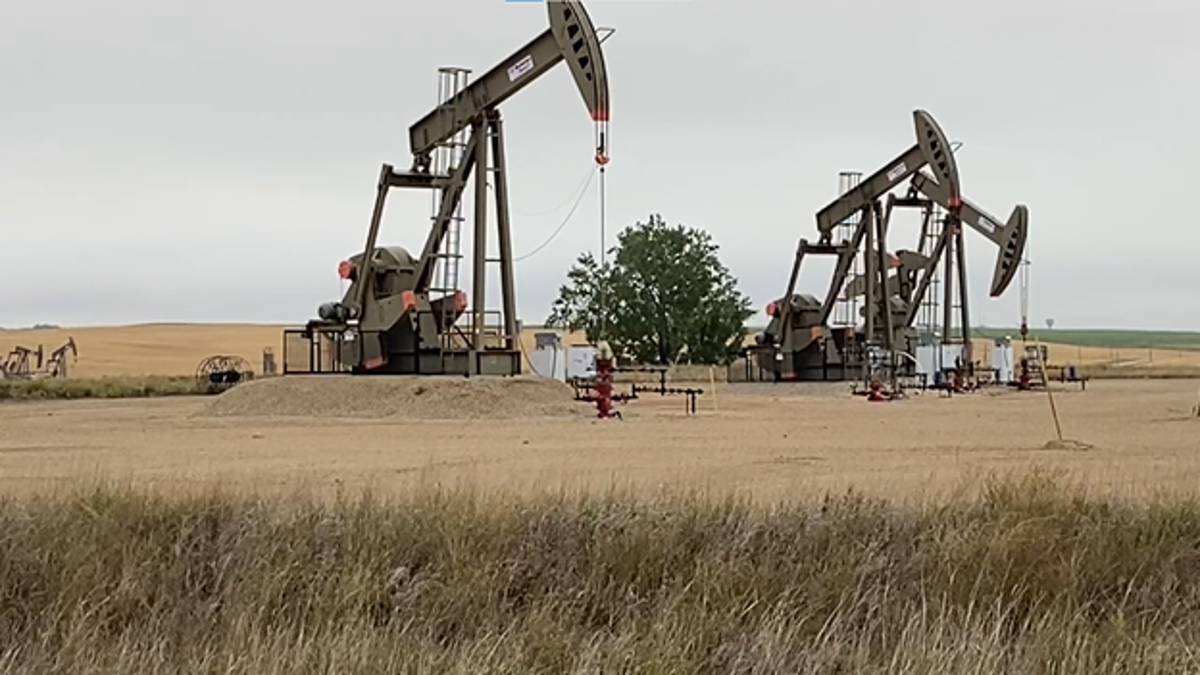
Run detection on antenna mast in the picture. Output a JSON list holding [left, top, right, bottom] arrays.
[[1019, 245, 1030, 343]]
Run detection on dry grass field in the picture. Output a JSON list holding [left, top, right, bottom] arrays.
[[0, 323, 599, 379], [1, 323, 290, 379], [5, 323, 1200, 671], [5, 322, 1200, 380]]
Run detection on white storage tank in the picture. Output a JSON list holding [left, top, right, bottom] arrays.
[[915, 344, 938, 376], [940, 343, 964, 371], [992, 337, 1015, 383], [566, 344, 601, 380], [528, 332, 566, 381]]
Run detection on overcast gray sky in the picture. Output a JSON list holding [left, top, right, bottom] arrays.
[[2, 0, 1195, 330]]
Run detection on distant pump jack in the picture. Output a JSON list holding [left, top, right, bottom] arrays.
[[752, 110, 1030, 386]]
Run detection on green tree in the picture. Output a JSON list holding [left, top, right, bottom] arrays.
[[547, 214, 754, 365]]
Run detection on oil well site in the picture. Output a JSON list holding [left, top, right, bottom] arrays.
[[2, 0, 1197, 501], [3, 0, 1199, 670]]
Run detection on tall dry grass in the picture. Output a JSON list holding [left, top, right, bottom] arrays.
[[2, 472, 1200, 672], [0, 375, 203, 400]]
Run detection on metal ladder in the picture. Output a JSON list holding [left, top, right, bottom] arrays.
[[429, 67, 471, 350], [916, 202, 943, 337], [832, 171, 862, 327], [1023, 344, 1047, 388]]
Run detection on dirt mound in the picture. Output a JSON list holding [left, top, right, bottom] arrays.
[[198, 375, 582, 420]]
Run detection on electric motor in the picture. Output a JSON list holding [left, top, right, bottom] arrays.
[[317, 301, 348, 322]]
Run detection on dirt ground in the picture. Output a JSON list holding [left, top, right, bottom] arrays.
[[2, 377, 1198, 503]]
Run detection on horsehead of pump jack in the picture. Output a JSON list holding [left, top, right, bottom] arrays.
[[406, 0, 610, 176], [294, 0, 612, 377], [814, 110, 962, 246], [813, 109, 1026, 298]]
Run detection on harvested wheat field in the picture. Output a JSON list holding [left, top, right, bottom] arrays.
[[2, 375, 1199, 501], [6, 322, 1200, 380], [0, 323, 595, 379]]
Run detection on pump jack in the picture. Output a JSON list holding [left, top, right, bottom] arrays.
[[753, 109, 1029, 385], [1, 345, 42, 379], [0, 338, 76, 379], [289, 0, 610, 376], [45, 337, 77, 378]]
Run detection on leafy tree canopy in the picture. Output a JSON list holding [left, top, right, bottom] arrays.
[[546, 214, 754, 365]]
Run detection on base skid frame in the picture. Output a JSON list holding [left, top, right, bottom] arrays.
[[281, 326, 520, 377]]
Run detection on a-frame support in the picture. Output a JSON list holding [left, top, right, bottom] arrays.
[[349, 108, 521, 376], [939, 210, 973, 373]]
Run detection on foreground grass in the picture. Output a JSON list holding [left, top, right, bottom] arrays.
[[0, 375, 201, 400], [2, 474, 1200, 673]]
